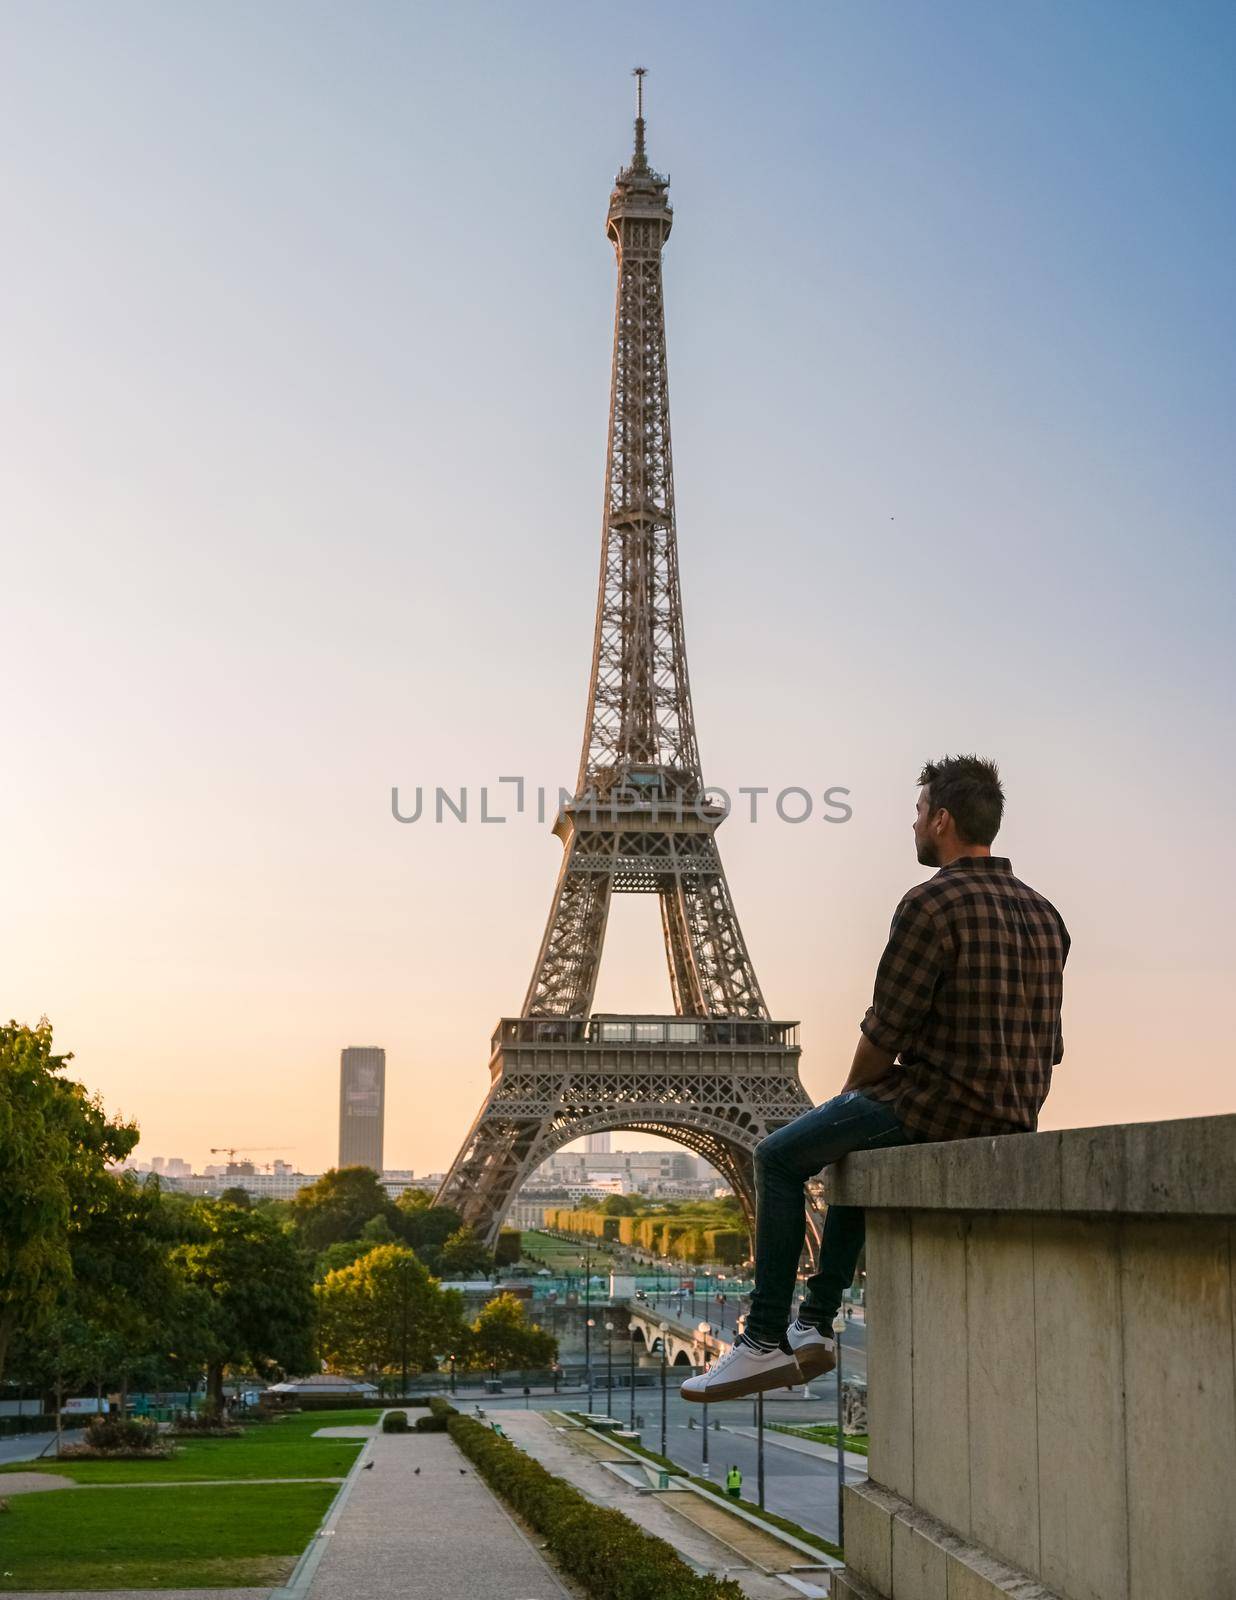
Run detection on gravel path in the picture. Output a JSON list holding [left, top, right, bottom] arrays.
[[0, 1471, 77, 1494]]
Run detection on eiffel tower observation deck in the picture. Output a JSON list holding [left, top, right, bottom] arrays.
[[438, 73, 814, 1244]]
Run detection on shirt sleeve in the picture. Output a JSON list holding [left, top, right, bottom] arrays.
[[860, 893, 948, 1059], [1052, 918, 1070, 1065]]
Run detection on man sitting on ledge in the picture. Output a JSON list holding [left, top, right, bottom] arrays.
[[682, 754, 1070, 1403]]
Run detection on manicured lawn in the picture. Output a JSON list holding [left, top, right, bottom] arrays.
[[0, 1408, 378, 1484], [522, 1230, 619, 1271], [0, 1480, 337, 1590]]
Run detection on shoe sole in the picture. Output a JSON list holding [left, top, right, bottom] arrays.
[[793, 1345, 837, 1380], [680, 1354, 803, 1403]]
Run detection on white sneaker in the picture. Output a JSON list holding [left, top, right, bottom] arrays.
[[786, 1318, 836, 1379], [680, 1335, 801, 1403]]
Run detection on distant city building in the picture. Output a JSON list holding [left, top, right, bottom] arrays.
[[524, 1147, 723, 1198], [584, 1132, 612, 1154], [338, 1046, 385, 1172]]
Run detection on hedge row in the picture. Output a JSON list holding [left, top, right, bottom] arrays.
[[413, 1396, 458, 1433], [448, 1413, 743, 1600]]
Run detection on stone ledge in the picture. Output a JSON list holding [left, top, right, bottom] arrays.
[[819, 1114, 1236, 1216], [842, 1481, 1064, 1600]]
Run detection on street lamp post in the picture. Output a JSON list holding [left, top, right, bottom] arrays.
[[586, 1318, 596, 1412], [628, 1329, 637, 1430], [448, 1353, 457, 1395], [834, 1311, 847, 1546], [697, 1322, 712, 1477], [658, 1322, 669, 1458], [757, 1390, 766, 1509], [605, 1321, 614, 1417]]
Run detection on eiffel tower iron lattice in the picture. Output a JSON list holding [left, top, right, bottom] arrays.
[[437, 76, 815, 1246]]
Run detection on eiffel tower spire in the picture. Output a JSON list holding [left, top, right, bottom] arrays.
[[437, 81, 814, 1245]]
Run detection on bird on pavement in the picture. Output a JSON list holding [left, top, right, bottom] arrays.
[[363, 1461, 374, 1471]]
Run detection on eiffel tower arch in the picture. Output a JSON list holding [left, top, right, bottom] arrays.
[[438, 75, 815, 1246]]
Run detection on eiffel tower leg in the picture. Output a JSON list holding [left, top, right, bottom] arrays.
[[660, 885, 708, 1015], [522, 857, 613, 1018], [434, 1089, 547, 1245], [677, 871, 769, 1019]]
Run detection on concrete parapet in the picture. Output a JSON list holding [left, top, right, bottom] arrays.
[[824, 1115, 1236, 1600], [819, 1113, 1236, 1216]]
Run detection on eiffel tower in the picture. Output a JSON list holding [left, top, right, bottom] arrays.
[[437, 73, 814, 1244]]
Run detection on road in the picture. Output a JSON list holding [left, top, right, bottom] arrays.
[[0, 1427, 84, 1465]]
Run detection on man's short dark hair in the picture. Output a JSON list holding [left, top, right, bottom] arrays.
[[918, 755, 1004, 846]]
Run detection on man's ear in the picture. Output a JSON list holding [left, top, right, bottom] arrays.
[[934, 808, 950, 835]]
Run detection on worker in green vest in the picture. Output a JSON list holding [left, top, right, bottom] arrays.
[[725, 1463, 742, 1499]]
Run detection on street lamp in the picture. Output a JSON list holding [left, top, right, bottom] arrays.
[[658, 1321, 669, 1458], [628, 1327, 637, 1430], [833, 1311, 847, 1545], [448, 1353, 457, 1395], [605, 1321, 615, 1417], [586, 1318, 596, 1412], [696, 1321, 712, 1477], [757, 1390, 766, 1509]]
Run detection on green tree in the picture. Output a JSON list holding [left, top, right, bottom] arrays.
[[177, 1201, 316, 1406], [0, 1020, 137, 1382], [360, 1213, 396, 1245], [315, 1244, 463, 1380], [394, 1190, 464, 1273], [438, 1226, 494, 1280], [600, 1194, 640, 1216], [313, 1238, 380, 1282], [291, 1167, 397, 1251], [464, 1293, 557, 1372], [67, 1171, 194, 1408]]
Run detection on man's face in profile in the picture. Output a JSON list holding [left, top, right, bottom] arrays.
[[913, 786, 941, 867]]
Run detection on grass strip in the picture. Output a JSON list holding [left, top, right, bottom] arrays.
[[449, 1412, 743, 1599], [0, 1480, 337, 1591], [768, 1420, 869, 1455]]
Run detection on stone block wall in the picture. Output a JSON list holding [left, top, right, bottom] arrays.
[[820, 1115, 1236, 1600]]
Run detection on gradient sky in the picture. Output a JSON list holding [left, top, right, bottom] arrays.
[[3, 2, 1233, 1176]]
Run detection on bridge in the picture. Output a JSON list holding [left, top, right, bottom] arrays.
[[625, 1300, 731, 1368]]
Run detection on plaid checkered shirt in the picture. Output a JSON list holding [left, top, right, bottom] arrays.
[[860, 856, 1070, 1140]]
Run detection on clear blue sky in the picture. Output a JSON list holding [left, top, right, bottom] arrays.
[[3, 2, 1233, 1172]]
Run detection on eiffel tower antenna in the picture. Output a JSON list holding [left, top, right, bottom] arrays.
[[437, 82, 815, 1246], [632, 65, 647, 168]]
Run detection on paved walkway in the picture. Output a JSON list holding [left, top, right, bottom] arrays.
[[302, 1426, 574, 1600]]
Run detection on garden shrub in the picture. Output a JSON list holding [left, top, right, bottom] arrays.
[[381, 1410, 410, 1433], [167, 1407, 241, 1437], [66, 1414, 170, 1457], [448, 1414, 743, 1600], [413, 1396, 458, 1433]]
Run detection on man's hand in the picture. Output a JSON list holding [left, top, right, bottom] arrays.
[[841, 1032, 896, 1095]]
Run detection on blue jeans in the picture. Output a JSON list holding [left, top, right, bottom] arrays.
[[746, 1091, 920, 1344]]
